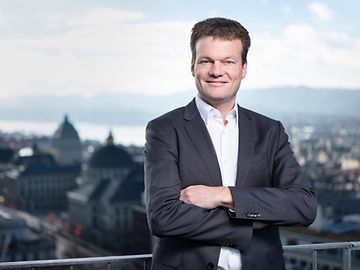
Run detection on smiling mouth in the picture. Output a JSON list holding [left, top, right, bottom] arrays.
[[206, 81, 228, 86]]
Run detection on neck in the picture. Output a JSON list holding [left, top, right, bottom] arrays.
[[201, 96, 236, 122], [216, 103, 235, 122]]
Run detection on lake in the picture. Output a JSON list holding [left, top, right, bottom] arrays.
[[0, 120, 146, 146]]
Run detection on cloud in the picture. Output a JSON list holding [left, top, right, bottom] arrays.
[[0, 8, 194, 98], [308, 2, 334, 22], [245, 24, 360, 90], [67, 8, 145, 27], [0, 7, 359, 99], [0, 8, 15, 34]]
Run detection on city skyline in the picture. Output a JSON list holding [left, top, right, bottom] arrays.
[[0, 0, 360, 98], [1, 89, 360, 269]]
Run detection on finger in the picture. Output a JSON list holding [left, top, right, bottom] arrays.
[[179, 190, 186, 201]]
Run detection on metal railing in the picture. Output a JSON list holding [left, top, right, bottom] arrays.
[[0, 242, 359, 270], [0, 254, 152, 270], [284, 241, 360, 270]]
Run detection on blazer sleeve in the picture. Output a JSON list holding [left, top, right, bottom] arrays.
[[229, 121, 317, 226], [144, 119, 252, 250]]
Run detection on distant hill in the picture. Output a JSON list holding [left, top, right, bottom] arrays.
[[0, 87, 359, 125], [238, 87, 360, 119]]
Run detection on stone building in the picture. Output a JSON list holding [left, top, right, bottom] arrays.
[[52, 115, 82, 166], [1, 115, 82, 213], [67, 132, 146, 254], [0, 206, 55, 261], [13, 144, 80, 213]]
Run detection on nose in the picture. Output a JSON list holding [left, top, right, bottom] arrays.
[[209, 61, 224, 77]]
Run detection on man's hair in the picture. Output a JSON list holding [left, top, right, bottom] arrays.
[[190, 17, 251, 65]]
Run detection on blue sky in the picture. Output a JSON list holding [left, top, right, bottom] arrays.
[[0, 0, 359, 98]]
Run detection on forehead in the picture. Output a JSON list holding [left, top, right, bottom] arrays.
[[195, 37, 243, 59]]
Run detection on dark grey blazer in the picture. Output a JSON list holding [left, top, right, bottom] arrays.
[[144, 99, 317, 270]]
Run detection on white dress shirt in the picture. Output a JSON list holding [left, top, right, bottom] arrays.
[[195, 95, 241, 270]]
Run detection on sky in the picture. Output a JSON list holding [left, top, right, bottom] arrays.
[[0, 0, 359, 98]]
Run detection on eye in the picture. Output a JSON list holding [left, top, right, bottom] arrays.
[[224, 59, 236, 65], [198, 59, 212, 64]]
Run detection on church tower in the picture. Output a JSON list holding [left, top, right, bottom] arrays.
[[52, 115, 82, 165]]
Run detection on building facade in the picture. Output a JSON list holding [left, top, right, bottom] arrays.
[[52, 115, 82, 166], [67, 133, 147, 254], [0, 206, 55, 262], [14, 144, 80, 213]]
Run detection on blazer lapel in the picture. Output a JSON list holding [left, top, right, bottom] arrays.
[[236, 106, 255, 187], [183, 99, 222, 186]]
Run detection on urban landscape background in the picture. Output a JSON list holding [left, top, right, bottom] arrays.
[[1, 0, 360, 269]]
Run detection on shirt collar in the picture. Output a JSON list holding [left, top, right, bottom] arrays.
[[195, 94, 238, 125]]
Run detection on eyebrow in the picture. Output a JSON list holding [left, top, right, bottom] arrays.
[[197, 56, 239, 62]]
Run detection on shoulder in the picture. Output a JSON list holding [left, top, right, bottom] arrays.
[[147, 106, 185, 133], [240, 107, 289, 152], [147, 98, 197, 129], [240, 106, 279, 126], [239, 106, 287, 139]]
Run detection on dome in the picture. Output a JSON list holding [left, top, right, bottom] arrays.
[[88, 132, 134, 169], [53, 115, 80, 140]]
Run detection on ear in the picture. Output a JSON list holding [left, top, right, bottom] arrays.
[[191, 63, 195, 77], [241, 63, 247, 79]]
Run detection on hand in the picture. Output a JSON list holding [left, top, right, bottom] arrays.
[[180, 185, 234, 209]]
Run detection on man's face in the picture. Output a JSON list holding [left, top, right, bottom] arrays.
[[191, 37, 247, 107]]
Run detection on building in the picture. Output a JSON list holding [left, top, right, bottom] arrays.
[[0, 147, 16, 206], [132, 204, 152, 254], [0, 116, 83, 213], [281, 227, 360, 270], [0, 148, 15, 172], [11, 144, 80, 213], [0, 206, 55, 262], [52, 115, 82, 166], [311, 189, 360, 233], [67, 132, 148, 254]]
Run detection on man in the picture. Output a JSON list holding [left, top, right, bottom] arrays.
[[144, 17, 317, 270]]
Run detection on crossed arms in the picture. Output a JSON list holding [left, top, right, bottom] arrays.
[[144, 116, 317, 247]]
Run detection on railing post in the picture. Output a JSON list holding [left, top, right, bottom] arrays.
[[343, 247, 351, 270], [312, 250, 318, 270], [143, 259, 151, 270]]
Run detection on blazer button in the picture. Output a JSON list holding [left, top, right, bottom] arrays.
[[207, 262, 214, 269]]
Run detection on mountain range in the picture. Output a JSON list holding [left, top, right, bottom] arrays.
[[0, 87, 359, 126]]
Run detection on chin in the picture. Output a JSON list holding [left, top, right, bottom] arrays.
[[207, 96, 231, 105]]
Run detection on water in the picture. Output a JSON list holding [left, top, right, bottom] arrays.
[[0, 120, 146, 146]]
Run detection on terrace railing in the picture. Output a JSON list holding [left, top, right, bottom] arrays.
[[0, 242, 359, 270]]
